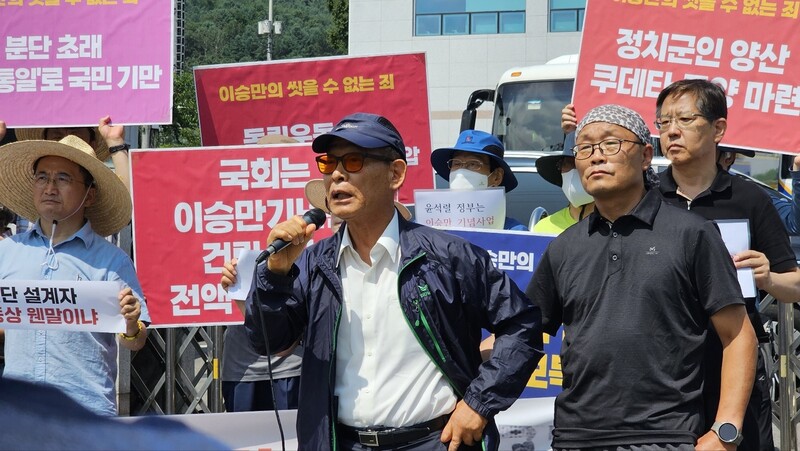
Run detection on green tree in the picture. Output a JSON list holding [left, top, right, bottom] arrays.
[[157, 71, 200, 148], [326, 0, 348, 54], [161, 0, 345, 147]]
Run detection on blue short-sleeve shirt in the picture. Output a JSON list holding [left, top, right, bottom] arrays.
[[0, 220, 149, 416]]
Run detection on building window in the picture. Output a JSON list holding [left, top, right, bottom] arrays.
[[443, 14, 469, 35], [471, 12, 498, 34], [414, 0, 525, 36], [500, 11, 525, 33], [416, 15, 441, 36], [550, 0, 585, 32]]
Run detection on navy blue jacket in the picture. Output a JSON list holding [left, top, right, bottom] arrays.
[[245, 216, 543, 450]]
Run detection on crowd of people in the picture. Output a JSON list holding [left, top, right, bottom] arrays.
[[2, 76, 800, 451]]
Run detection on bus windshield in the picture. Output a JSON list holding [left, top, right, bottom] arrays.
[[492, 79, 574, 152]]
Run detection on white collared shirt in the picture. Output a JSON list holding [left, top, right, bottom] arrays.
[[335, 211, 456, 427]]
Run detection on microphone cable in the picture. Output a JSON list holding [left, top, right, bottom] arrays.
[[253, 260, 286, 451]]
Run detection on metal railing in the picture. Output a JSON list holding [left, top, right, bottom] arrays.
[[126, 326, 224, 415], [759, 295, 799, 450]]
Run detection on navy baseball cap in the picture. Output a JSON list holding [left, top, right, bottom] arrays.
[[312, 113, 406, 161], [431, 130, 518, 192]]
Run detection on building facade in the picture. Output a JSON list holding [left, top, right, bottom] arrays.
[[349, 0, 584, 151]]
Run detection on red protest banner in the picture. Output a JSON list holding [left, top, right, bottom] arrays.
[[193, 53, 434, 203], [573, 0, 800, 154], [130, 144, 333, 327]]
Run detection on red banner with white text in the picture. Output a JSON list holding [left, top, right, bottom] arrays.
[[194, 53, 435, 203], [130, 144, 333, 327], [573, 0, 800, 154]]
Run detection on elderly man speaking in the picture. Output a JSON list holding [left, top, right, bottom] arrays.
[[0, 135, 149, 416], [245, 112, 542, 450]]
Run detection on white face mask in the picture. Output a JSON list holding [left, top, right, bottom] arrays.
[[561, 169, 594, 207], [449, 168, 489, 190]]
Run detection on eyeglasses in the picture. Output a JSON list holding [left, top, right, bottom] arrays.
[[32, 172, 90, 189], [447, 159, 485, 172], [315, 152, 396, 175], [654, 113, 705, 132], [571, 139, 644, 160]]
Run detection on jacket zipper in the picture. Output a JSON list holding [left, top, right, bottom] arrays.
[[413, 297, 447, 362], [399, 252, 463, 398], [329, 281, 343, 450]]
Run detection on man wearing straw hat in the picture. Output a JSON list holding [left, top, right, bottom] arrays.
[[0, 135, 149, 416], [2, 116, 131, 235]]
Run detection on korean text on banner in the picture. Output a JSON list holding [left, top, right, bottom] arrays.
[[0, 1, 174, 126], [130, 144, 333, 327], [415, 188, 506, 230], [444, 228, 561, 399], [193, 53, 434, 204], [573, 0, 800, 154], [0, 280, 124, 333]]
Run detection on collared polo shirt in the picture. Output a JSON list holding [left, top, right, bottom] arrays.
[[0, 220, 149, 416], [334, 211, 456, 428], [659, 165, 797, 445], [659, 166, 797, 277], [527, 189, 744, 447]]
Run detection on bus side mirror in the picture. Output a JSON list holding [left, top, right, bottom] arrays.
[[461, 89, 495, 132]]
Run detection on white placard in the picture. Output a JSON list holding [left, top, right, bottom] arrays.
[[715, 219, 756, 298], [228, 249, 259, 301], [414, 188, 506, 230], [0, 280, 125, 332]]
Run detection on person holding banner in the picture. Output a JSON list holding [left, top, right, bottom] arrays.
[[217, 273, 303, 413], [430, 129, 528, 231], [0, 135, 149, 416], [718, 148, 800, 236], [245, 112, 543, 451], [654, 79, 800, 451], [529, 104, 756, 450], [216, 134, 305, 414]]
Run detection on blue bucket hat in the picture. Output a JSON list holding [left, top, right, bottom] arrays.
[[431, 130, 518, 192], [312, 112, 406, 160]]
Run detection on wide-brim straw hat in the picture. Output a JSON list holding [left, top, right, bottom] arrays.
[[0, 135, 131, 236], [304, 179, 412, 221], [15, 127, 110, 162]]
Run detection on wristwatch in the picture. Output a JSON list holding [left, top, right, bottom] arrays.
[[711, 421, 743, 445], [108, 143, 130, 154]]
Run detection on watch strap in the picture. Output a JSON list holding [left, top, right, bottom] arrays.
[[108, 143, 130, 154]]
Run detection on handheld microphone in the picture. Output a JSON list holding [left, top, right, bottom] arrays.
[[255, 208, 327, 264]]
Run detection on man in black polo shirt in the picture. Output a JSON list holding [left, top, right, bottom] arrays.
[[527, 104, 757, 450], [656, 79, 800, 451]]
